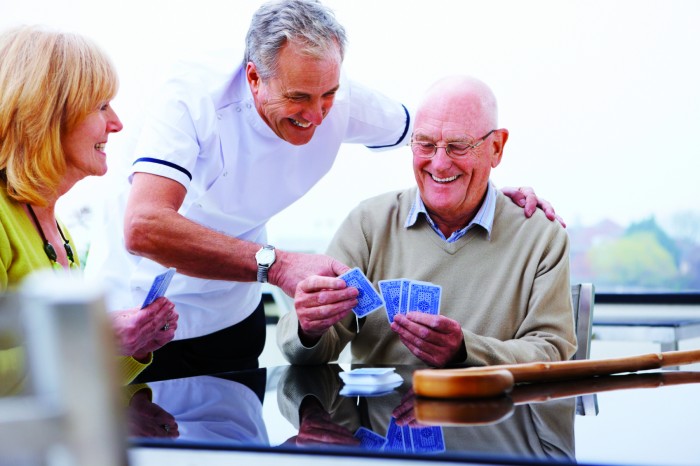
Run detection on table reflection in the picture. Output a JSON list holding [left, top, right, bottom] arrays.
[[127, 368, 268, 445], [125, 364, 700, 465], [276, 365, 576, 461]]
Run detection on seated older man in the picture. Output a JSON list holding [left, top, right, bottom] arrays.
[[277, 76, 576, 367]]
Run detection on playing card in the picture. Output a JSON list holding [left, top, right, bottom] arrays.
[[407, 281, 441, 315], [354, 427, 387, 450], [410, 425, 446, 453], [402, 424, 413, 451], [379, 279, 403, 323], [339, 267, 384, 317], [141, 267, 176, 309], [399, 279, 410, 315], [385, 417, 405, 452]]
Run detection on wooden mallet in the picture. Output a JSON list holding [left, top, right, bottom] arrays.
[[415, 371, 700, 425], [413, 348, 700, 399]]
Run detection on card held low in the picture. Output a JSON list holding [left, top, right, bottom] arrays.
[[141, 267, 176, 309]]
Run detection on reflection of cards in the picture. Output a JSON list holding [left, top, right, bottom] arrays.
[[140, 268, 176, 309], [385, 417, 406, 452], [339, 267, 384, 317], [379, 279, 402, 323], [386, 418, 444, 454], [407, 281, 442, 315], [354, 427, 387, 450], [410, 425, 446, 453]]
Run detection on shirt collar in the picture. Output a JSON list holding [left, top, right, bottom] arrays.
[[405, 181, 496, 242]]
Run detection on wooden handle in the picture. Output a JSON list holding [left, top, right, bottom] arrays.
[[510, 370, 700, 404], [415, 371, 700, 425], [414, 348, 700, 399]]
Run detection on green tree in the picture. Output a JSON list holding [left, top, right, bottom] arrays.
[[588, 232, 679, 289], [626, 216, 681, 265]]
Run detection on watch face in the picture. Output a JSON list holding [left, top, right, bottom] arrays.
[[256, 248, 275, 265]]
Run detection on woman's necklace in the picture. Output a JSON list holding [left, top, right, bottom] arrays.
[[26, 204, 77, 270]]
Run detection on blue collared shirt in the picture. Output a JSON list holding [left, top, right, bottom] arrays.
[[405, 181, 496, 242]]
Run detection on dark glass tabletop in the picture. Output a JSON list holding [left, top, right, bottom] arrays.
[[125, 364, 700, 465]]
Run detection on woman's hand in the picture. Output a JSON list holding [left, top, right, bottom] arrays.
[[110, 297, 178, 361]]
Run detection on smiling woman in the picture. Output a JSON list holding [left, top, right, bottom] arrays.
[[0, 25, 179, 383]]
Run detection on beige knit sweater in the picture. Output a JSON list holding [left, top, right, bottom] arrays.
[[278, 187, 576, 367]]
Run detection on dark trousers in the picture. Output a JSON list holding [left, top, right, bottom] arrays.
[[132, 300, 267, 384]]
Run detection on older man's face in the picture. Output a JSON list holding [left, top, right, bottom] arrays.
[[412, 95, 503, 228], [247, 42, 341, 146]]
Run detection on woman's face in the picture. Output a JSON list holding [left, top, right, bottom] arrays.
[[62, 101, 123, 182]]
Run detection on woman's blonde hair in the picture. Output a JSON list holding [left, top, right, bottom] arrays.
[[0, 25, 118, 205]]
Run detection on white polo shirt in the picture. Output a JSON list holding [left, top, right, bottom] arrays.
[[88, 52, 411, 340]]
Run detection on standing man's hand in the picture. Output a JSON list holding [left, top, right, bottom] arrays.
[[293, 275, 358, 346], [269, 251, 350, 298], [501, 186, 566, 227], [391, 312, 466, 367]]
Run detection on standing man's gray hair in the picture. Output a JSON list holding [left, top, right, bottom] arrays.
[[245, 0, 347, 80]]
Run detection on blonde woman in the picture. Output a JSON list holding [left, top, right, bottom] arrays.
[[0, 26, 178, 388]]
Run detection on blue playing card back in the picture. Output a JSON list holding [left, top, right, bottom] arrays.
[[399, 279, 410, 314], [407, 281, 442, 315], [339, 267, 384, 317], [379, 279, 403, 323], [410, 425, 446, 453], [354, 427, 387, 450], [141, 267, 176, 309], [385, 417, 405, 452]]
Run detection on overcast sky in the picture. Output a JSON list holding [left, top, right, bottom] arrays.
[[3, 0, 699, 250]]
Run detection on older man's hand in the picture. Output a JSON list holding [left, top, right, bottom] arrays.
[[391, 312, 465, 367], [294, 275, 359, 346]]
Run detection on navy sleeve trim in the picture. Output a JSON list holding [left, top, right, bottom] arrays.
[[366, 104, 411, 149], [133, 157, 193, 181]]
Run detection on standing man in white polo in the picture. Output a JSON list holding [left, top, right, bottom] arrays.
[[87, 0, 556, 381]]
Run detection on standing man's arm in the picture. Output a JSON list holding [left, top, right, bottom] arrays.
[[124, 173, 348, 296]]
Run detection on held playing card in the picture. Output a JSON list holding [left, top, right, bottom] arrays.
[[399, 279, 410, 315], [407, 281, 442, 315], [379, 279, 403, 323], [339, 267, 385, 317], [140, 267, 176, 309]]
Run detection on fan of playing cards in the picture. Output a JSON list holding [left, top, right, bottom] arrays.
[[339, 267, 442, 322]]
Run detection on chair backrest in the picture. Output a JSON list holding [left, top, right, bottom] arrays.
[[571, 283, 595, 361], [571, 283, 598, 416]]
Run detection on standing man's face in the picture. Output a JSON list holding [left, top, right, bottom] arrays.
[[247, 42, 341, 146]]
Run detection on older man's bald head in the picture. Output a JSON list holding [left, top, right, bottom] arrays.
[[416, 75, 498, 134]]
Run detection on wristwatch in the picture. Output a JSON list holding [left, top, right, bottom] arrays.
[[255, 245, 276, 283]]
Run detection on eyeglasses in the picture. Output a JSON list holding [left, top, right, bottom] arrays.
[[410, 129, 496, 159]]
